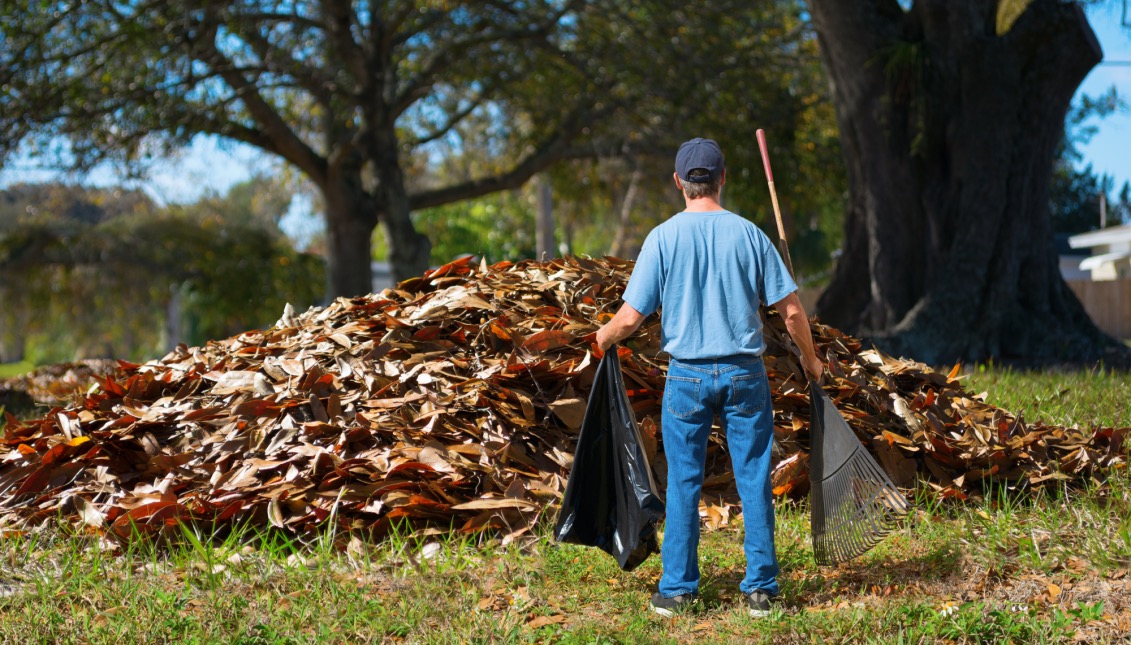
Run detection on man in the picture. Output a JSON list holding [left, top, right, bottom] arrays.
[[595, 137, 823, 618]]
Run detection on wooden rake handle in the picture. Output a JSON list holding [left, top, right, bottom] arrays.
[[756, 129, 794, 279]]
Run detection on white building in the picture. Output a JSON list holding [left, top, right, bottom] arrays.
[[1068, 223, 1131, 281]]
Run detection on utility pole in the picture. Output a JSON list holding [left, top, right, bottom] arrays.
[[536, 174, 555, 259]]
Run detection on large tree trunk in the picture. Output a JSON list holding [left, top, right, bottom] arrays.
[[810, 0, 1120, 364], [321, 130, 433, 298], [323, 175, 378, 298], [375, 130, 431, 284]]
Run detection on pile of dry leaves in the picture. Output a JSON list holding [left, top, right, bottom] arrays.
[[0, 256, 1125, 541], [1, 360, 121, 407]]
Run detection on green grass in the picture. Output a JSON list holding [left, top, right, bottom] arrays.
[[963, 364, 1131, 428], [0, 361, 35, 379], [0, 365, 1128, 643], [2, 491, 1128, 643]]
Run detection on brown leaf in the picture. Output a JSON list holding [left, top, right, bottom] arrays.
[[521, 330, 574, 354], [451, 497, 538, 511], [526, 614, 565, 629], [548, 398, 586, 430], [872, 436, 918, 488]]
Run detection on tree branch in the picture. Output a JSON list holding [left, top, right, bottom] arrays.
[[235, 26, 334, 108], [196, 24, 327, 183], [321, 0, 369, 87], [192, 117, 281, 157], [225, 11, 322, 31], [407, 91, 491, 147], [390, 1, 579, 119], [408, 107, 603, 210]]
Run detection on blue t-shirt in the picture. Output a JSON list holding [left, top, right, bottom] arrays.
[[621, 210, 797, 360]]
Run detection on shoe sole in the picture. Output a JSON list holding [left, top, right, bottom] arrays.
[[749, 608, 771, 618], [650, 604, 676, 618]]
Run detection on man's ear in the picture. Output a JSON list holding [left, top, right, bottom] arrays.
[[719, 169, 726, 186], [672, 171, 683, 192]]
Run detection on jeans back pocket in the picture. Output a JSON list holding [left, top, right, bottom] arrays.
[[731, 369, 768, 415], [664, 375, 702, 419]]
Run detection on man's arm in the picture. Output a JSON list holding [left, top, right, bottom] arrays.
[[773, 292, 823, 381], [595, 303, 647, 351]]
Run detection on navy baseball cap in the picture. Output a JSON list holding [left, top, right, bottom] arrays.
[[675, 138, 724, 183]]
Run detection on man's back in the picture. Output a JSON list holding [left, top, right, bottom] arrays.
[[622, 210, 796, 360]]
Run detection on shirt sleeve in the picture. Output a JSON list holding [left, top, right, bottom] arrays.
[[758, 230, 798, 306], [622, 230, 662, 316]]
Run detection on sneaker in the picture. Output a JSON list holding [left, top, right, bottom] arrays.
[[649, 592, 697, 617], [745, 589, 776, 618]]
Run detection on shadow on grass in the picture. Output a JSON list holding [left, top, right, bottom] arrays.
[[696, 542, 966, 611]]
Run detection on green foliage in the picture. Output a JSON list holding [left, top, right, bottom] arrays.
[[1049, 163, 1127, 236], [577, 2, 846, 280], [0, 362, 35, 378], [0, 181, 324, 361], [1, 1, 845, 291], [374, 191, 538, 265], [389, 0, 846, 278]]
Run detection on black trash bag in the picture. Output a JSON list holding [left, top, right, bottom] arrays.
[[553, 347, 665, 571]]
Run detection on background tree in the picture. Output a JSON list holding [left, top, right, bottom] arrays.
[[0, 181, 323, 362], [390, 2, 844, 277], [807, 0, 1124, 363], [0, 184, 156, 361], [1050, 89, 1129, 236], [1, 1, 839, 297], [1, 1, 597, 295]]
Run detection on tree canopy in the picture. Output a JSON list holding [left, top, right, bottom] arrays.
[[1, 0, 837, 297]]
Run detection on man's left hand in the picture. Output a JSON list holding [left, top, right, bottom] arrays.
[[595, 304, 646, 352], [596, 324, 614, 352]]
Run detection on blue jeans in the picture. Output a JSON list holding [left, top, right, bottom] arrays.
[[658, 355, 779, 598]]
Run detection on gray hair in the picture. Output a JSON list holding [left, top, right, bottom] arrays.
[[678, 168, 721, 200]]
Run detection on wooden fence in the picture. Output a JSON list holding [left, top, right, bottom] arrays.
[[1067, 279, 1131, 340]]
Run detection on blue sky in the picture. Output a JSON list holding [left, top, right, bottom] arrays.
[[1, 7, 1129, 215], [1075, 4, 1131, 191]]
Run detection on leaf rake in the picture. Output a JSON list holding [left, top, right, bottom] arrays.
[[756, 128, 911, 565], [808, 381, 911, 564]]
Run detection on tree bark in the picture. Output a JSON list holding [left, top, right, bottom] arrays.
[[810, 0, 1121, 364], [323, 175, 378, 298], [375, 130, 432, 284], [608, 163, 642, 259]]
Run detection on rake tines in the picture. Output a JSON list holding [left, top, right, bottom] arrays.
[[809, 382, 911, 565]]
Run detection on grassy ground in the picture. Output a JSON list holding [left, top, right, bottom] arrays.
[[0, 361, 34, 379], [963, 363, 1131, 429], [0, 365, 1127, 643]]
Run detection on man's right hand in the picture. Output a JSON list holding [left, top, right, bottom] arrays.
[[801, 352, 824, 382], [774, 292, 825, 383]]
